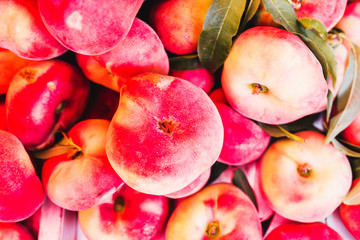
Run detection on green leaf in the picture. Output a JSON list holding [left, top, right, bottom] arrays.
[[338, 138, 360, 153], [299, 18, 337, 88], [239, 0, 261, 32], [350, 158, 360, 181], [298, 18, 327, 40], [262, 0, 302, 33], [326, 41, 360, 143], [331, 138, 360, 158], [344, 178, 360, 205], [169, 54, 201, 71], [258, 122, 305, 142], [232, 169, 258, 209], [198, 0, 246, 72]]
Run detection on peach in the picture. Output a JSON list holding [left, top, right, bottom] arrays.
[[0, 48, 35, 94], [0, 130, 44, 222], [0, 0, 67, 60], [149, 0, 213, 55], [169, 68, 215, 94], [336, 2, 360, 47], [76, 18, 169, 92], [260, 130, 352, 222], [76, 54, 120, 92], [165, 183, 263, 239], [222, 26, 328, 124], [78, 184, 170, 240], [0, 222, 34, 240], [38, 0, 144, 55], [215, 102, 271, 166], [339, 178, 360, 240], [208, 87, 228, 104], [265, 222, 344, 240], [165, 168, 211, 199], [6, 60, 90, 150], [42, 119, 123, 211], [254, 0, 347, 31], [106, 72, 224, 195]]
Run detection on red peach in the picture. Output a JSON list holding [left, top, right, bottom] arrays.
[[339, 178, 360, 240], [208, 88, 228, 104], [265, 222, 344, 240], [0, 222, 34, 240], [0, 130, 44, 222], [166, 183, 263, 239], [150, 0, 213, 55], [42, 119, 123, 211], [76, 18, 169, 92], [169, 68, 215, 94], [215, 102, 271, 166], [78, 184, 170, 240], [254, 0, 347, 31], [6, 60, 90, 150], [76, 54, 120, 92], [106, 72, 224, 195], [0, 0, 67, 60], [38, 0, 144, 55]]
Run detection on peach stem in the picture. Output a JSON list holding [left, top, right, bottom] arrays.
[[297, 163, 312, 178], [113, 196, 125, 213], [205, 221, 220, 239]]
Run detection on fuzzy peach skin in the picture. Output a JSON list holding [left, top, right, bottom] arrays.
[[336, 2, 360, 47], [0, 48, 35, 94], [254, 0, 347, 31], [0, 0, 67, 60], [260, 130, 352, 222], [165, 168, 211, 199], [222, 26, 328, 125], [42, 119, 123, 211], [265, 222, 343, 240], [6, 60, 90, 150], [166, 183, 263, 240], [0, 222, 35, 240], [339, 178, 360, 240], [38, 0, 143, 55], [215, 102, 271, 166], [0, 130, 44, 222], [170, 68, 215, 94], [78, 184, 170, 240], [149, 0, 213, 55], [77, 18, 169, 92], [106, 72, 224, 195]]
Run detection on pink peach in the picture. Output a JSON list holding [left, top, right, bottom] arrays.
[[106, 72, 224, 195]]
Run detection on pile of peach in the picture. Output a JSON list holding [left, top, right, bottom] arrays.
[[1, 0, 360, 239]]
